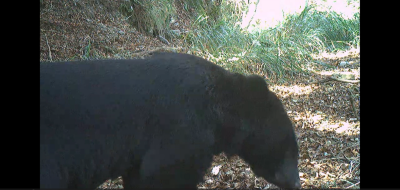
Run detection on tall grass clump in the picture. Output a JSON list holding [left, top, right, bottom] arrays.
[[183, 0, 263, 74], [282, 6, 360, 52], [120, 0, 176, 37], [240, 3, 359, 80]]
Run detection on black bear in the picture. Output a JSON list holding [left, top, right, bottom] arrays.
[[40, 53, 301, 189]]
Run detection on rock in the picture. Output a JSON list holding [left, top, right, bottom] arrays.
[[339, 61, 349, 66]]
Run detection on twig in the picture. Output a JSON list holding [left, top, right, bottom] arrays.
[[317, 157, 348, 162], [347, 89, 359, 120], [307, 77, 332, 84], [282, 91, 294, 99], [338, 144, 360, 156], [44, 34, 52, 61], [158, 35, 170, 45], [345, 181, 360, 189]]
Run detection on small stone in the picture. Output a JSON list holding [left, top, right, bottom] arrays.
[[339, 61, 349, 66]]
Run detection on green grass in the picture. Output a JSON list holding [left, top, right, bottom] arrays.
[[183, 1, 359, 81], [121, 0, 359, 82], [121, 0, 176, 37]]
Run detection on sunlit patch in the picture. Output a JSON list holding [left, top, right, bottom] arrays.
[[311, 47, 360, 60], [335, 123, 349, 133], [272, 85, 313, 96], [310, 114, 323, 124]]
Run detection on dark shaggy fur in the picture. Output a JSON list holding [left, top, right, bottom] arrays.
[[40, 53, 300, 189]]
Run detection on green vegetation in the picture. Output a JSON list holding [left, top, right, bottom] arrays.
[[121, 0, 176, 37], [121, 0, 359, 82]]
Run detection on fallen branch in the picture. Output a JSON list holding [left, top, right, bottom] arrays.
[[44, 34, 52, 61], [330, 76, 360, 83], [131, 47, 185, 58], [307, 76, 359, 85]]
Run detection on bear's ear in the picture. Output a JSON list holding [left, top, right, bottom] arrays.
[[245, 75, 270, 93], [247, 75, 268, 89], [229, 74, 267, 89]]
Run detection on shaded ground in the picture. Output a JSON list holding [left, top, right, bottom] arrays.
[[40, 0, 189, 62], [40, 0, 360, 189]]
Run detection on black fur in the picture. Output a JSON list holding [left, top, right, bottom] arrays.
[[40, 53, 300, 189]]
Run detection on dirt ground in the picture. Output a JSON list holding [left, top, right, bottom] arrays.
[[40, 0, 360, 189]]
